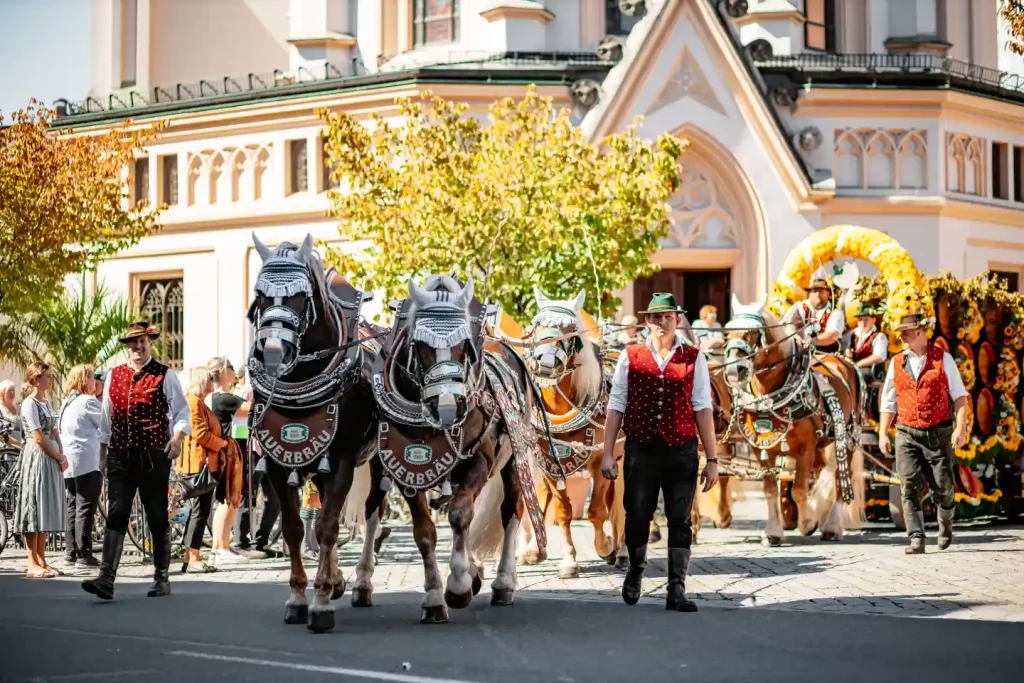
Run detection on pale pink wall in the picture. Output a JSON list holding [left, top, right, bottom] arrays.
[[149, 0, 290, 89]]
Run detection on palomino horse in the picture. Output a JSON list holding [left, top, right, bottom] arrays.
[[246, 234, 378, 632], [515, 287, 629, 575], [350, 275, 544, 623], [722, 295, 864, 546]]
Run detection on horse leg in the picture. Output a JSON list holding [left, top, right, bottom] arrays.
[[273, 474, 308, 625], [445, 459, 488, 610], [309, 461, 354, 632], [491, 459, 521, 606], [761, 472, 784, 547], [547, 476, 578, 579], [607, 475, 629, 570], [402, 492, 446, 624], [792, 448, 817, 536], [691, 476, 702, 546], [586, 454, 615, 561], [352, 460, 387, 608], [517, 476, 550, 565]]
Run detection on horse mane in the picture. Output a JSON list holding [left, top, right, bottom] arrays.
[[762, 308, 796, 359]]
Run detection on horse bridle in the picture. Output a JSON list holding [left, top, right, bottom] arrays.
[[525, 305, 585, 385]]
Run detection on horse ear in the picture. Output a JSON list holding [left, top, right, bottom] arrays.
[[457, 275, 475, 308], [299, 234, 314, 258], [408, 277, 431, 307], [731, 292, 743, 312], [253, 233, 272, 262], [572, 289, 586, 312], [533, 285, 549, 307]]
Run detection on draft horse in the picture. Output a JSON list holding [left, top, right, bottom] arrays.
[[515, 287, 630, 575], [350, 275, 544, 623], [722, 295, 865, 546], [246, 234, 378, 632]]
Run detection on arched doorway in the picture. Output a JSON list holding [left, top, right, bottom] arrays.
[[631, 126, 768, 322]]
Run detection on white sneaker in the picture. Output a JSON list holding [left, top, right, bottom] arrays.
[[212, 549, 250, 566]]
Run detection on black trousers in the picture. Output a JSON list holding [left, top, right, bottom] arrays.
[[65, 470, 103, 558], [105, 449, 172, 567], [895, 423, 957, 537], [623, 437, 700, 550], [183, 490, 215, 550], [233, 439, 280, 549]]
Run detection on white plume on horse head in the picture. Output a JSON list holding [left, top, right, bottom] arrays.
[[252, 233, 272, 262]]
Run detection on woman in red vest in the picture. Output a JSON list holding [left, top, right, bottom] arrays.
[[601, 293, 719, 612], [878, 312, 969, 554]]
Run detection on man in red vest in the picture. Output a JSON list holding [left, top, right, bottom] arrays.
[[878, 312, 968, 554], [82, 322, 191, 600], [601, 293, 719, 612], [784, 270, 844, 352]]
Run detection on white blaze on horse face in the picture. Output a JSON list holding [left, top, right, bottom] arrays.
[[253, 233, 272, 262]]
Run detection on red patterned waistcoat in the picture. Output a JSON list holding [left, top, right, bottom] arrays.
[[852, 329, 882, 363], [108, 360, 171, 451], [893, 344, 952, 429], [623, 343, 698, 446]]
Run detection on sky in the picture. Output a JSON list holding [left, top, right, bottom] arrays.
[[0, 0, 92, 117]]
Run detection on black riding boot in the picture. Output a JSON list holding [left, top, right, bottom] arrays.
[[904, 501, 926, 555], [665, 548, 698, 612], [82, 530, 125, 601], [621, 545, 647, 606], [937, 506, 954, 551], [147, 529, 172, 597]]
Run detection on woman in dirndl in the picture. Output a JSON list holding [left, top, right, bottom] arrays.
[[13, 362, 68, 578]]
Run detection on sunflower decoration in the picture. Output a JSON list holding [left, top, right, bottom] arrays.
[[954, 345, 976, 391], [993, 347, 1020, 397], [957, 300, 984, 344]]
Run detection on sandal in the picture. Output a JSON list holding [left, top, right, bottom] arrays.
[[28, 569, 58, 579], [43, 566, 65, 576], [185, 562, 218, 574]]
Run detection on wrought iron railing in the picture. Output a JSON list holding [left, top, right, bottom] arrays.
[[54, 51, 614, 118], [754, 53, 1024, 95]]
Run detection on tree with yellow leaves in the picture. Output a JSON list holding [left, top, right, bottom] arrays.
[[319, 88, 684, 320], [1003, 0, 1024, 54], [0, 102, 161, 321]]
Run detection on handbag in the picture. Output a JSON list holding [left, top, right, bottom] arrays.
[[182, 463, 217, 500]]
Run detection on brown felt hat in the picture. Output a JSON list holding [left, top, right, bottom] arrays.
[[894, 313, 928, 332], [119, 321, 160, 344]]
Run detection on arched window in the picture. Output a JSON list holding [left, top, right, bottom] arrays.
[[139, 278, 185, 370], [413, 0, 459, 47]]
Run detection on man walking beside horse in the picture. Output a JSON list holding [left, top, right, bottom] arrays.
[[601, 293, 719, 612], [878, 312, 969, 554]]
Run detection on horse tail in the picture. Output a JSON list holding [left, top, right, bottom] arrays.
[[468, 469, 507, 561], [342, 461, 372, 535]]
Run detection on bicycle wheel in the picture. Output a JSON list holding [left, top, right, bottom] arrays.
[[126, 493, 147, 553], [0, 506, 9, 558]]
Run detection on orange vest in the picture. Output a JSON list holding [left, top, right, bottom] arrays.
[[893, 344, 952, 429], [853, 329, 881, 363], [623, 343, 698, 445]]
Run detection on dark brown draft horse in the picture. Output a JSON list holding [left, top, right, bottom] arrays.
[[349, 274, 545, 623], [246, 234, 377, 632]]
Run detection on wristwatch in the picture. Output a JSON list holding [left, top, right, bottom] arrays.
[[705, 457, 719, 463]]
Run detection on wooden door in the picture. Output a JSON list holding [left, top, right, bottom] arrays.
[[633, 269, 731, 323]]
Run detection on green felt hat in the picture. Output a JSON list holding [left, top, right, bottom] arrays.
[[856, 303, 881, 318], [638, 293, 685, 315]]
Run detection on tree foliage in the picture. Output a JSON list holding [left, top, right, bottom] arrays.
[[1003, 0, 1024, 54], [318, 88, 685, 320], [0, 274, 136, 395], [0, 101, 161, 319]]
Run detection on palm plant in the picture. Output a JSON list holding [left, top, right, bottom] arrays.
[[0, 273, 135, 396]]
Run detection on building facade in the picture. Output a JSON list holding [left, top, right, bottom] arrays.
[[54, 0, 1024, 375]]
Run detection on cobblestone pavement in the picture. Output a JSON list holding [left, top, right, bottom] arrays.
[[5, 494, 1022, 622]]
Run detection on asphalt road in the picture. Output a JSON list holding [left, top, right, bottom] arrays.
[[2, 572, 1023, 683]]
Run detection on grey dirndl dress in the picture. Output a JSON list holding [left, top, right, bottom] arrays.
[[12, 399, 66, 534]]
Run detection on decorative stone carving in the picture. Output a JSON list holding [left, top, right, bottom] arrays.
[[796, 127, 823, 153], [618, 0, 646, 17], [665, 160, 740, 249], [771, 85, 798, 108], [186, 144, 274, 206], [946, 133, 986, 196], [832, 128, 928, 191], [647, 48, 726, 116], [570, 79, 602, 110], [745, 38, 774, 62], [725, 0, 750, 18], [596, 35, 626, 63]]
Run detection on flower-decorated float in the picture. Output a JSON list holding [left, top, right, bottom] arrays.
[[767, 225, 1023, 526]]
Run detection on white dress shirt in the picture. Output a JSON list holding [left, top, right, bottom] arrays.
[[880, 348, 968, 415], [98, 359, 192, 446], [853, 326, 889, 362], [58, 390, 103, 478], [607, 331, 712, 414], [785, 301, 845, 336]]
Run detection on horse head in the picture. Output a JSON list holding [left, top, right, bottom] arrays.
[[248, 233, 325, 379], [723, 293, 774, 390], [405, 274, 477, 430], [526, 286, 603, 403]]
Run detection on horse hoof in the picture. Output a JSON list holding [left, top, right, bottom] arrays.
[[714, 517, 733, 529], [444, 589, 473, 609], [800, 524, 818, 537], [490, 588, 515, 607], [614, 556, 630, 571], [421, 605, 449, 624], [352, 587, 373, 607], [307, 609, 335, 633], [558, 565, 580, 579], [648, 529, 662, 544], [331, 583, 346, 601], [471, 573, 482, 596], [821, 531, 840, 542], [603, 551, 617, 566], [284, 604, 308, 624], [762, 536, 783, 548], [519, 550, 546, 565]]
